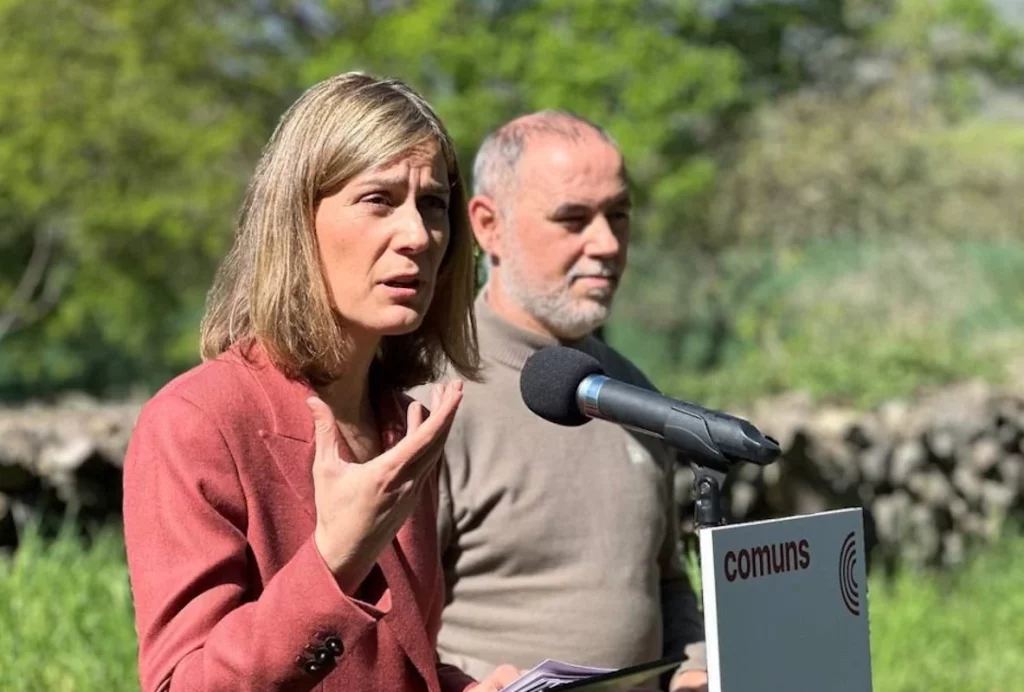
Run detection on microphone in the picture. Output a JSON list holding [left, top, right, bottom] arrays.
[[519, 346, 781, 471]]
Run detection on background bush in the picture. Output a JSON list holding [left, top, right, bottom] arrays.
[[3, 0, 1024, 411]]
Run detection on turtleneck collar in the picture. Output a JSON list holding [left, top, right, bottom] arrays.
[[474, 289, 591, 371]]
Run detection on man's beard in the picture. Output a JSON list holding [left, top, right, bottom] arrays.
[[502, 246, 618, 341]]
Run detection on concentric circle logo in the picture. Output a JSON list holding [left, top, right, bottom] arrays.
[[839, 531, 860, 616]]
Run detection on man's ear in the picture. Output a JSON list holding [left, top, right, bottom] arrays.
[[467, 194, 502, 262]]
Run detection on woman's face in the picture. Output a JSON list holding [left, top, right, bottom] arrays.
[[314, 139, 451, 339]]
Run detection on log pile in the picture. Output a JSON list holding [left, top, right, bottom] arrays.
[[675, 380, 1024, 570], [0, 395, 138, 550], [2, 380, 1023, 570]]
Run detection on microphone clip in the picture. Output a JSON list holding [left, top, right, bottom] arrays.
[[692, 464, 727, 529]]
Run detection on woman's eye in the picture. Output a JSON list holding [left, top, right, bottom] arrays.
[[363, 193, 392, 207], [420, 195, 449, 211]]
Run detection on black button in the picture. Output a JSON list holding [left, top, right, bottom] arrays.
[[310, 647, 331, 666], [324, 635, 343, 657], [302, 661, 322, 676]]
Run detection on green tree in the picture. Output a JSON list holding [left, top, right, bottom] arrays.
[[304, 0, 747, 242], [3, 0, 1021, 404], [1, 0, 751, 398], [611, 0, 1024, 403], [0, 0, 304, 398]]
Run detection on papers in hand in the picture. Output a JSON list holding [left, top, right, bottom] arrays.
[[500, 659, 615, 692], [497, 655, 685, 692]]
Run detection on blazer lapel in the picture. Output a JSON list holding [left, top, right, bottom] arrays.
[[379, 542, 438, 689], [372, 389, 438, 688], [239, 345, 319, 519], [260, 432, 316, 519]]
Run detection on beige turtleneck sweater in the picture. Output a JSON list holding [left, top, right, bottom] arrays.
[[411, 292, 706, 683]]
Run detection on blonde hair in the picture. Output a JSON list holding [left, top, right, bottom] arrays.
[[200, 72, 479, 390]]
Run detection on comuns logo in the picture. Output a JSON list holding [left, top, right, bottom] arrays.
[[839, 531, 860, 616]]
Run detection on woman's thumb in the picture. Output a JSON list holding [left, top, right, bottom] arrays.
[[306, 397, 338, 455]]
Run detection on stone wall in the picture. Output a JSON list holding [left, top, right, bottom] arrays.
[[3, 381, 1023, 570]]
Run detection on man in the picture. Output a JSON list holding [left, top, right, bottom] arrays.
[[413, 111, 708, 691]]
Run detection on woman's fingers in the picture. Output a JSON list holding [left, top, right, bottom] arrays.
[[476, 664, 522, 691], [406, 399, 425, 435], [411, 381, 463, 441], [306, 397, 340, 464], [413, 381, 463, 450], [377, 381, 463, 482], [430, 382, 442, 417]]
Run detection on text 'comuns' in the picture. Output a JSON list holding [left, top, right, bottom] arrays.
[[724, 539, 811, 582]]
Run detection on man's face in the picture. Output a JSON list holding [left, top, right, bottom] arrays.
[[496, 133, 631, 340]]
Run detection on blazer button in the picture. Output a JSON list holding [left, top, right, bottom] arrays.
[[311, 647, 331, 666], [302, 661, 322, 676], [324, 635, 343, 657]]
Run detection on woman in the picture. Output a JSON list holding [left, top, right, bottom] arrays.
[[122, 72, 519, 692]]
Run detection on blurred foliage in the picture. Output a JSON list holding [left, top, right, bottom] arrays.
[[705, 85, 1024, 248], [615, 233, 1024, 408], [304, 0, 747, 242], [609, 0, 1024, 408], [0, 522, 136, 691], [0, 0, 306, 397], [1, 0, 1023, 406], [867, 526, 1024, 691], [0, 0, 752, 398], [662, 236, 1024, 409]]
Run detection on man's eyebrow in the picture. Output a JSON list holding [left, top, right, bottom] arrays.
[[550, 193, 632, 217], [550, 202, 593, 217]]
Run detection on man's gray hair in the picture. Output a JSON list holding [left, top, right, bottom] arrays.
[[471, 110, 618, 202]]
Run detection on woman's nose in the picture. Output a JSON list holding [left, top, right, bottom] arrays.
[[393, 204, 431, 255]]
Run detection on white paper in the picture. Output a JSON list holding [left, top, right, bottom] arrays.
[[500, 659, 615, 692]]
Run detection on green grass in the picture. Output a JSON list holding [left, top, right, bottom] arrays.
[[0, 524, 137, 692], [3, 525, 1024, 690], [867, 535, 1024, 692]]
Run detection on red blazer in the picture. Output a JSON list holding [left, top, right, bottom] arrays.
[[123, 343, 478, 692]]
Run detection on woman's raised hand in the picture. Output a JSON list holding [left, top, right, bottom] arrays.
[[307, 381, 463, 591]]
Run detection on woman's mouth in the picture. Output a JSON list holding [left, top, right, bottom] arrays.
[[380, 276, 423, 300]]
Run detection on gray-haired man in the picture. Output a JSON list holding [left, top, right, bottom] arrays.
[[413, 111, 708, 691]]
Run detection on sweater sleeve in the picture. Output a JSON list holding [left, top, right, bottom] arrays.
[[583, 337, 708, 673], [409, 384, 457, 558], [658, 448, 707, 675], [436, 455, 458, 559], [661, 576, 708, 674], [437, 661, 478, 692], [123, 393, 383, 692]]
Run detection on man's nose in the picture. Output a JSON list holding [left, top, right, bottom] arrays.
[[585, 214, 622, 258]]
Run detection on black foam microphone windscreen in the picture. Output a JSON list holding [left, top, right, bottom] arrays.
[[520, 346, 604, 426]]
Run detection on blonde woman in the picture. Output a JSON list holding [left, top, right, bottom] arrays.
[[122, 73, 519, 692]]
